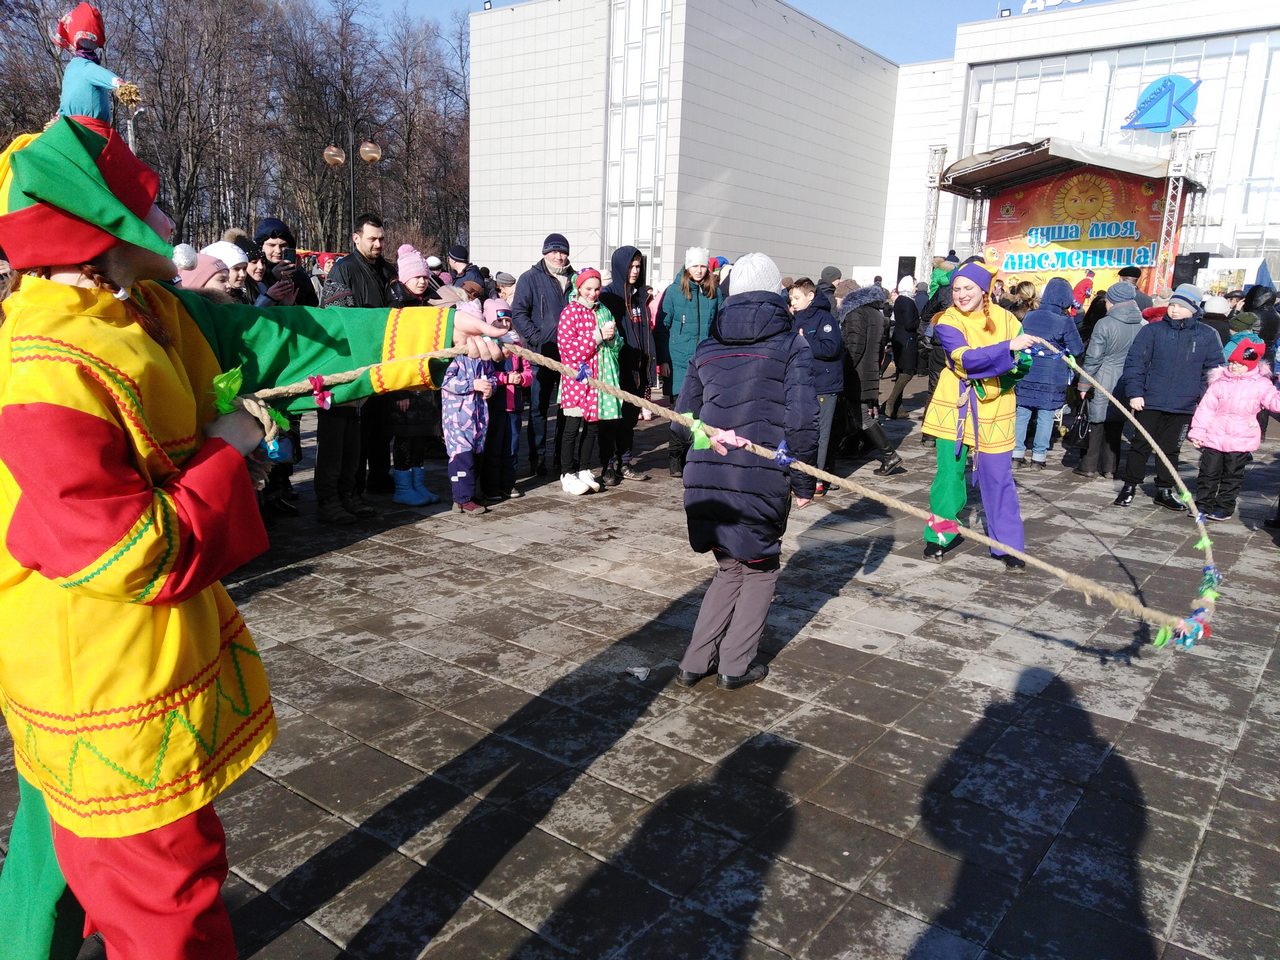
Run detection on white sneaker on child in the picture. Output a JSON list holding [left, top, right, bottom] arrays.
[[561, 472, 590, 496], [578, 470, 602, 492]]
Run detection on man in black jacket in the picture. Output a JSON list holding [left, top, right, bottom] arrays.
[[512, 233, 574, 476], [316, 213, 397, 522], [447, 244, 485, 292]]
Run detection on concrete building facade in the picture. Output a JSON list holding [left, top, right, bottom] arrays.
[[472, 0, 1280, 286]]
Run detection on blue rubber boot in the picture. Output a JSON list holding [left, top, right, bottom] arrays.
[[410, 466, 440, 504], [393, 468, 431, 506]]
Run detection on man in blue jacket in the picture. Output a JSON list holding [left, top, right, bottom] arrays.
[[1114, 283, 1222, 510], [512, 233, 575, 476], [789, 278, 844, 493]]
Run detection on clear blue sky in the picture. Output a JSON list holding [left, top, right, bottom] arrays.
[[389, 0, 1123, 64]]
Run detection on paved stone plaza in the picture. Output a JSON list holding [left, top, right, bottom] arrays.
[[4, 407, 1279, 959]]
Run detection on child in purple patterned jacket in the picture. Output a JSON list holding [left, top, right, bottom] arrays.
[[441, 301, 498, 515]]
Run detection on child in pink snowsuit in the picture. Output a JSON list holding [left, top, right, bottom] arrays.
[[1188, 336, 1280, 521]]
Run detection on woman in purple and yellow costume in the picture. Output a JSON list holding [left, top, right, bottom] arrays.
[[919, 260, 1047, 571]]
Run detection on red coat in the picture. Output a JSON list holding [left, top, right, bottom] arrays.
[[557, 300, 604, 421]]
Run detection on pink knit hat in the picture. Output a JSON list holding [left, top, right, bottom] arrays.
[[397, 244, 429, 284], [178, 253, 228, 290], [484, 297, 512, 326]]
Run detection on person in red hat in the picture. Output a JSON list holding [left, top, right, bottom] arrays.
[[1187, 337, 1280, 521], [0, 117, 502, 960]]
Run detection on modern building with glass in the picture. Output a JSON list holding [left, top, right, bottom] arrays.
[[470, 0, 1280, 287]]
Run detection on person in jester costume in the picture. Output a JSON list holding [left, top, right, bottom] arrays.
[[0, 117, 503, 959], [919, 260, 1048, 571]]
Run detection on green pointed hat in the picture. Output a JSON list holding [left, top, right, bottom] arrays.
[[0, 117, 172, 269]]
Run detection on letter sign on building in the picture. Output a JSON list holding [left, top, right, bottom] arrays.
[[1122, 75, 1201, 133]]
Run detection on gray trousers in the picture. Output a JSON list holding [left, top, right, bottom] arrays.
[[680, 554, 780, 678]]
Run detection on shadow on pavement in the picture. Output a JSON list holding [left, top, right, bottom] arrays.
[[909, 669, 1157, 960], [238, 516, 874, 957]]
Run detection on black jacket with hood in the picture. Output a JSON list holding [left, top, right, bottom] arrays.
[[602, 245, 656, 390]]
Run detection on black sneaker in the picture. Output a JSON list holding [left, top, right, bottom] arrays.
[[1203, 510, 1230, 523], [317, 500, 359, 525], [341, 496, 378, 519], [996, 555, 1027, 572], [1113, 483, 1136, 506], [1152, 487, 1186, 512], [620, 465, 650, 481], [716, 663, 768, 690], [923, 541, 946, 562]]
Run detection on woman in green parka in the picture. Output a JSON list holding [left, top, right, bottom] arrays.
[[658, 245, 723, 475]]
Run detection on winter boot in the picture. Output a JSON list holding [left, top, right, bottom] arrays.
[[393, 469, 431, 506], [864, 422, 905, 476], [410, 466, 440, 504]]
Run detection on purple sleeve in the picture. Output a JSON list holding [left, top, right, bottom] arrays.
[[934, 324, 1016, 379]]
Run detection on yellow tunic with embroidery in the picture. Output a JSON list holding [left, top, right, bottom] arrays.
[[922, 303, 1022, 454], [0, 277, 452, 837]]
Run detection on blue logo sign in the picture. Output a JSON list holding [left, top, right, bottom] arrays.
[[1122, 75, 1200, 133]]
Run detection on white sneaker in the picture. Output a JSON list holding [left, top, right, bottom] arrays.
[[561, 472, 590, 496], [578, 470, 602, 492]]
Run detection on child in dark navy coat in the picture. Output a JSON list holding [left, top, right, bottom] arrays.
[[671, 253, 819, 690]]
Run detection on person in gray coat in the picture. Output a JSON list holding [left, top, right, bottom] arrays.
[[1075, 282, 1145, 478]]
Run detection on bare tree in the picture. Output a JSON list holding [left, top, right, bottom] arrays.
[[0, 0, 471, 254]]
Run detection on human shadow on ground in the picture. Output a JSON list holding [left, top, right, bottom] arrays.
[[237, 517, 877, 957], [504, 736, 799, 960], [908, 669, 1157, 960]]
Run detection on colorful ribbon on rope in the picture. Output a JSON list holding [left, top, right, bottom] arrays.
[[574, 362, 591, 382], [308, 375, 333, 410], [773, 440, 796, 466], [689, 420, 764, 452]]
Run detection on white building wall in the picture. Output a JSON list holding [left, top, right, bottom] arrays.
[[898, 0, 1280, 266], [665, 0, 897, 283], [878, 61, 962, 284], [469, 0, 609, 277]]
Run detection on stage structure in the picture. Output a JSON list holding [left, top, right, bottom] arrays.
[[935, 137, 1206, 294]]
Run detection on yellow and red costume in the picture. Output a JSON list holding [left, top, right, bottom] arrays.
[[0, 117, 456, 959]]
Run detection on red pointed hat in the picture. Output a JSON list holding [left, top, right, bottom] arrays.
[[54, 3, 106, 52]]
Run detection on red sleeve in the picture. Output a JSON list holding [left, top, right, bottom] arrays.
[[1, 403, 267, 604]]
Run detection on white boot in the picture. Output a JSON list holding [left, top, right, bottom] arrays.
[[578, 470, 601, 492], [561, 472, 589, 496]]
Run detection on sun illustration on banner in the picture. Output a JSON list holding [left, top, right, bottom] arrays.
[[1052, 173, 1117, 227]]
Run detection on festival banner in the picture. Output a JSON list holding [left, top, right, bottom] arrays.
[[985, 166, 1174, 296]]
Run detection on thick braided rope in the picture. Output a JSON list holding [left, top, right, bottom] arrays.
[[250, 341, 1196, 635], [1030, 345, 1218, 646]]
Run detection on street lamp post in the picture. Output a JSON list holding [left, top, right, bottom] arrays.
[[322, 134, 383, 245]]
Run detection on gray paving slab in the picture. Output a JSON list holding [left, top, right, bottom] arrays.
[[3, 409, 1278, 959]]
